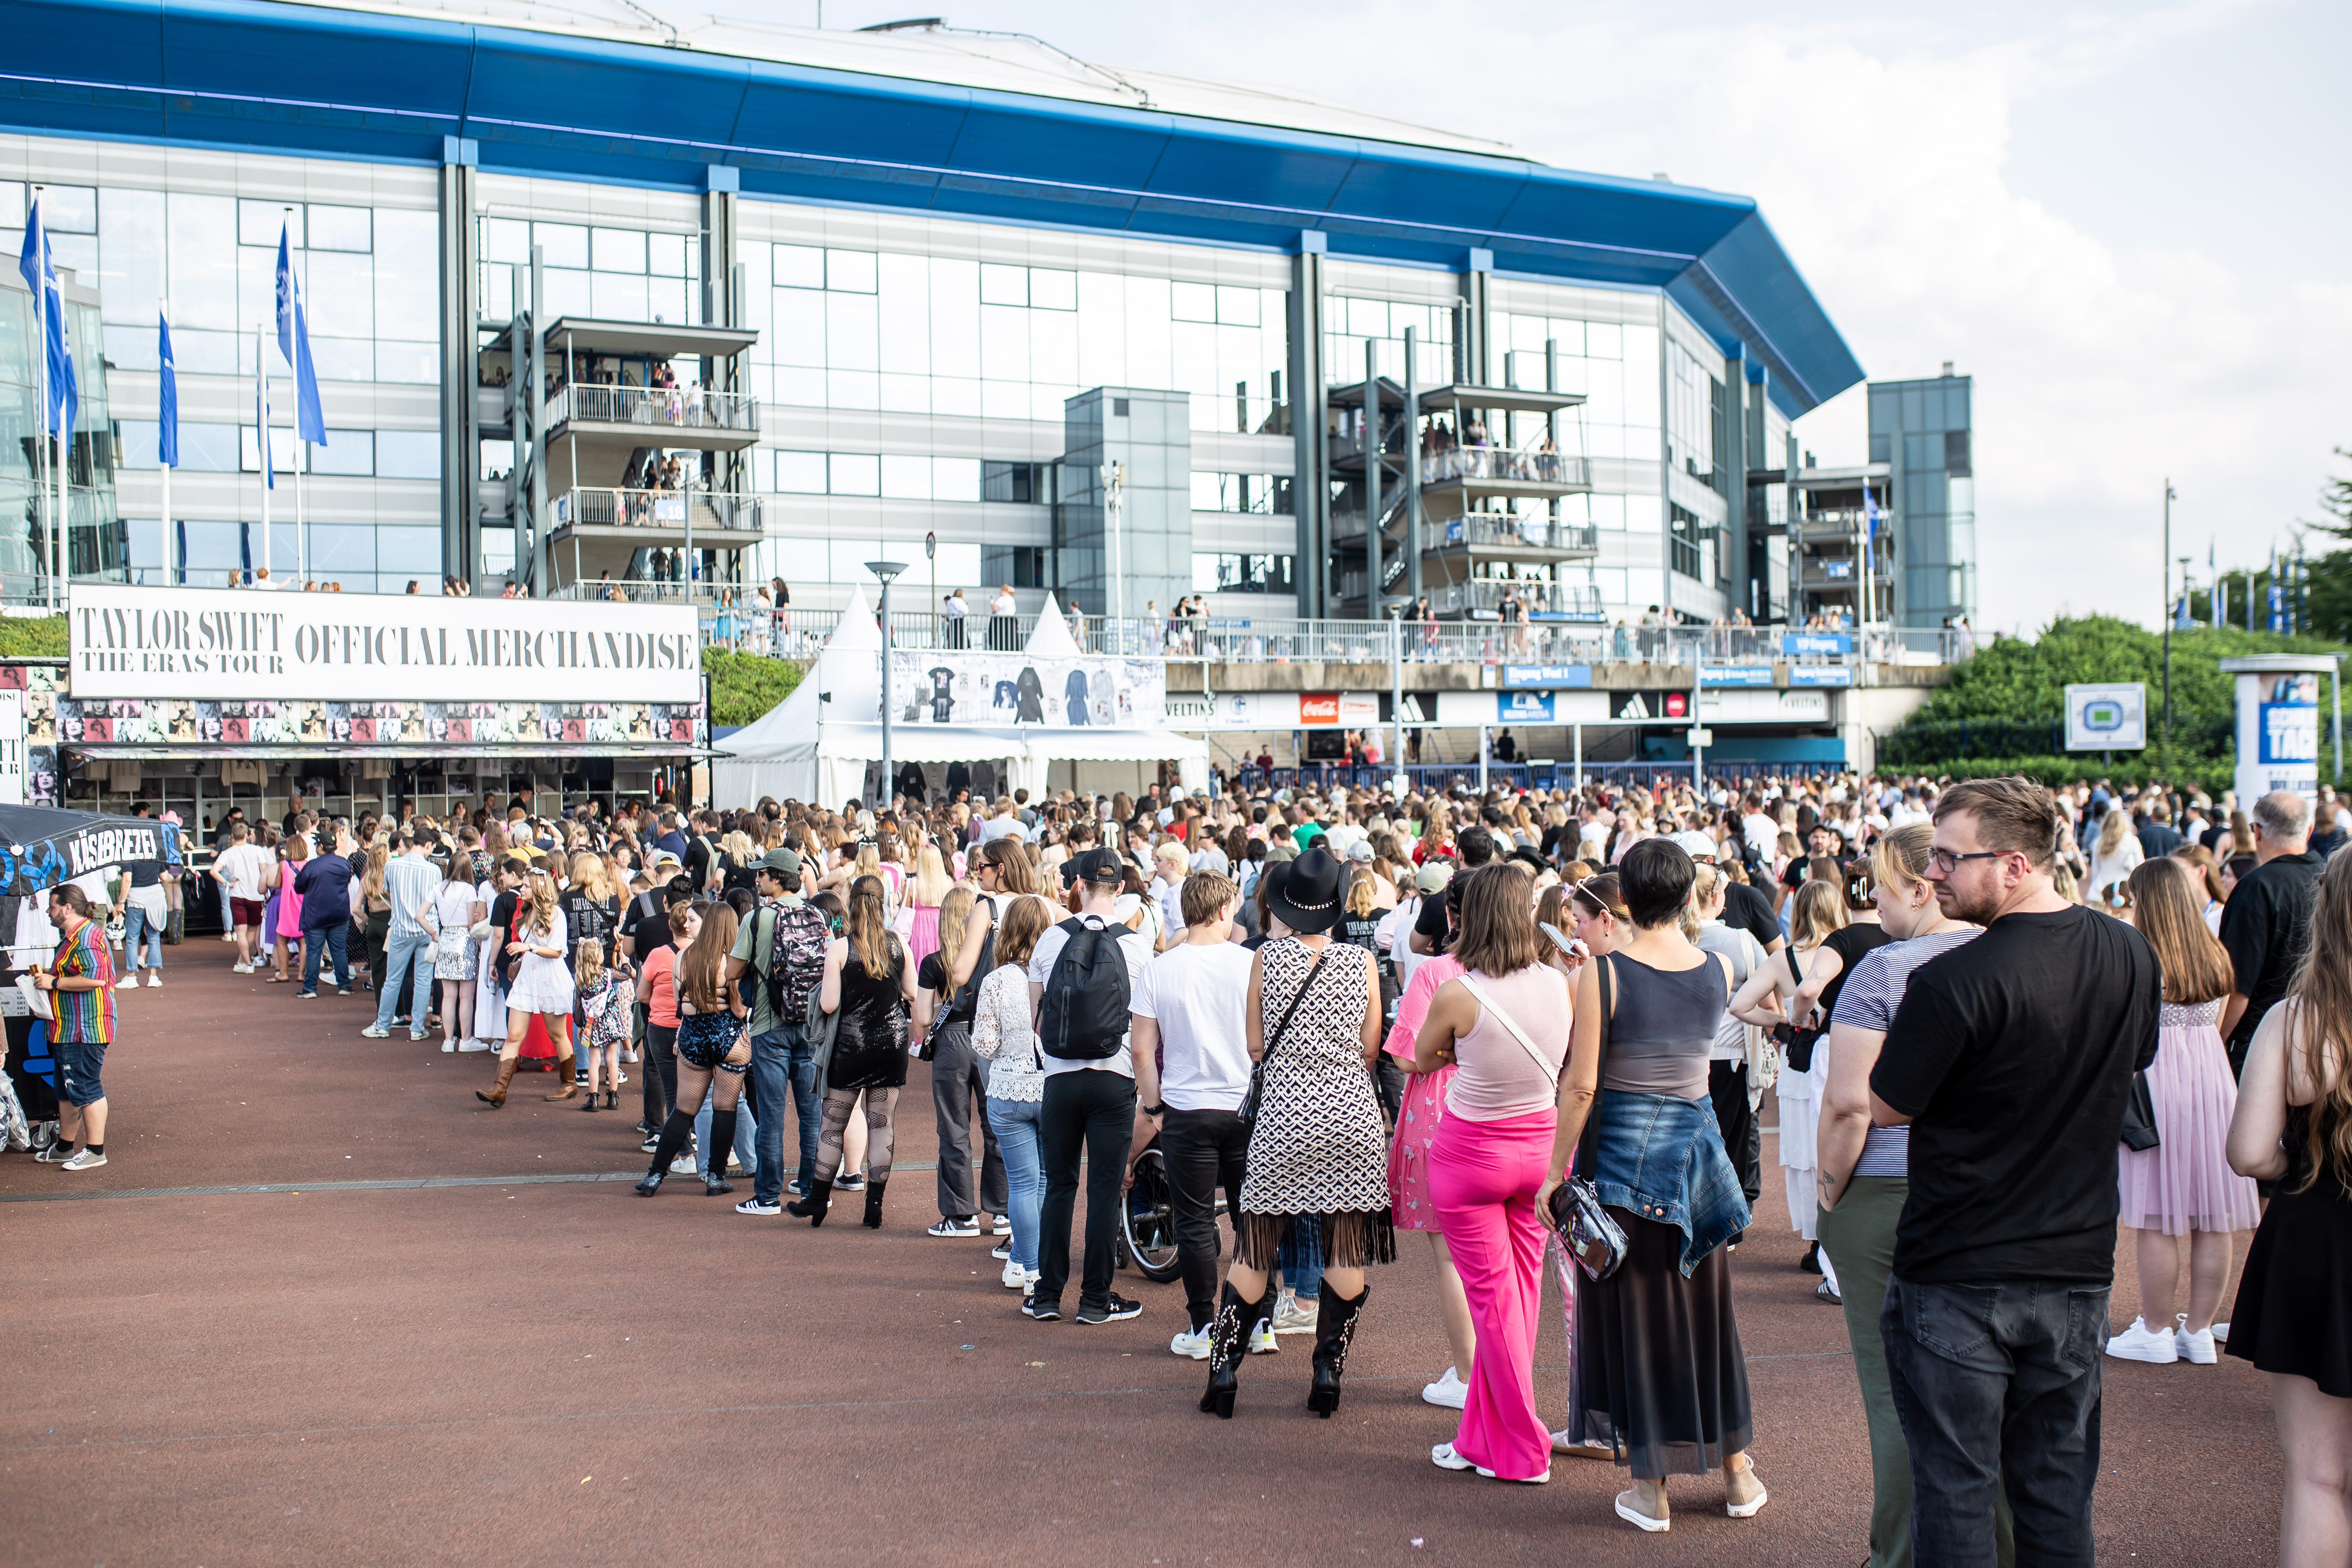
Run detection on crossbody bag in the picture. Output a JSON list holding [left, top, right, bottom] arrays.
[[1237, 948, 1330, 1131], [1541, 956, 1630, 1281]]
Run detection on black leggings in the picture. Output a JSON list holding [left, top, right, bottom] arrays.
[[640, 1024, 678, 1125]]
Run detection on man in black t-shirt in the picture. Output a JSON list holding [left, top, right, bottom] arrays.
[[2217, 790, 2322, 1076], [1776, 822, 1848, 914], [1411, 825, 1497, 954], [1868, 777, 2159, 1567]]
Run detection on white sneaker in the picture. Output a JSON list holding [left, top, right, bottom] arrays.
[[1421, 1366, 1469, 1409], [2105, 1317, 2179, 1364], [670, 1151, 698, 1174], [2175, 1323, 2219, 1364], [232, 962, 253, 975], [441, 1040, 456, 1053], [1271, 1289, 1317, 1335], [1248, 1320, 1279, 1355], [1431, 1441, 1476, 1471], [60, 1148, 108, 1170], [993, 1213, 1012, 1236], [146, 973, 161, 988], [1170, 1327, 1212, 1360], [459, 1038, 492, 1053], [1001, 1258, 1031, 1290], [115, 975, 140, 989], [360, 1025, 391, 1040], [2210, 1320, 2230, 1344]]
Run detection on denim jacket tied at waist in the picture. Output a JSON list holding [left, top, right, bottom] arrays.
[[1586, 1088, 1753, 1278]]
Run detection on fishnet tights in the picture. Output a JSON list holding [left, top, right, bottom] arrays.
[[816, 1087, 900, 1184]]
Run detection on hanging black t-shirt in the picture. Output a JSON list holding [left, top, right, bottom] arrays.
[[2217, 849, 2324, 1062], [1871, 905, 2160, 1286], [926, 667, 956, 723], [1015, 667, 1045, 723]]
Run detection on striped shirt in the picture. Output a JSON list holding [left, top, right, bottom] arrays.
[[1831, 926, 1982, 1177], [384, 853, 442, 938], [54, 920, 115, 1043]]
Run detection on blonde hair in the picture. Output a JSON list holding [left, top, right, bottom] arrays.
[[934, 885, 977, 988], [574, 937, 606, 992], [568, 850, 612, 904], [1678, 861, 1724, 942], [1870, 822, 1935, 891], [913, 843, 952, 908], [1788, 880, 1848, 948], [522, 868, 559, 935]]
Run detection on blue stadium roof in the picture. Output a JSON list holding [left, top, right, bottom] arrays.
[[0, 0, 1864, 415]]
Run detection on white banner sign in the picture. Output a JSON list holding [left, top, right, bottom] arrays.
[[0, 689, 22, 806], [2064, 681, 2146, 752], [67, 585, 702, 702], [888, 651, 1165, 729]]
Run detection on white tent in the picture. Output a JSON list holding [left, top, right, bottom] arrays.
[[712, 587, 1207, 806]]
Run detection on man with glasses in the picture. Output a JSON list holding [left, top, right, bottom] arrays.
[[2217, 790, 2323, 1077], [1866, 777, 2160, 1568]]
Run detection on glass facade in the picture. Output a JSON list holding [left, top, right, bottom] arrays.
[[1869, 373, 1977, 627], [0, 276, 126, 594]]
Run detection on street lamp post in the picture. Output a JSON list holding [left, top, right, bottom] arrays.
[[868, 558, 906, 810], [1383, 594, 1412, 799]]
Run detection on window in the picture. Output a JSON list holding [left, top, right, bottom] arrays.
[[1192, 553, 1295, 595], [1189, 472, 1286, 514], [1670, 502, 1714, 582], [982, 461, 1054, 504], [375, 431, 440, 480]]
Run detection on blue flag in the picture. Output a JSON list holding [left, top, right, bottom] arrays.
[[274, 223, 325, 445], [174, 518, 187, 586], [15, 196, 78, 441], [158, 309, 179, 467]]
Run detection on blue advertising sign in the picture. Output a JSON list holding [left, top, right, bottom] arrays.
[[1789, 665, 1854, 688], [1500, 665, 1593, 689], [1700, 665, 1775, 688], [1781, 632, 1853, 657], [1498, 690, 1555, 723]]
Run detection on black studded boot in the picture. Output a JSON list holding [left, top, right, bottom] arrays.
[[1198, 1282, 1248, 1418], [1306, 1284, 1370, 1418]]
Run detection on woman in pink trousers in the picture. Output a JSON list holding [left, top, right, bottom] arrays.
[[1410, 862, 1574, 1484]]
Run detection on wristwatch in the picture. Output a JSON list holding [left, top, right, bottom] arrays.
[[1143, 1102, 1165, 1117]]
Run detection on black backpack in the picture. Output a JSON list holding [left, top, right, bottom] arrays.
[[1037, 916, 1133, 1060]]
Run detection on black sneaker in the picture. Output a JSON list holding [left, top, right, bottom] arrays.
[[835, 1172, 867, 1192], [1021, 1294, 1061, 1322], [1799, 1242, 1822, 1276], [1075, 1294, 1142, 1325]]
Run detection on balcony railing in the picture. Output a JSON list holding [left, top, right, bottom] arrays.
[[553, 488, 762, 533], [546, 383, 760, 435], [1421, 447, 1590, 488], [693, 606, 1981, 668], [1441, 516, 1600, 555], [1428, 580, 1606, 620]]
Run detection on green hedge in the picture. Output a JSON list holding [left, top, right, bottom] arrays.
[[0, 616, 66, 658], [703, 647, 805, 727]]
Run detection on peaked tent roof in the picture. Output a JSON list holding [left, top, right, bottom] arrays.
[[1021, 594, 1083, 658]]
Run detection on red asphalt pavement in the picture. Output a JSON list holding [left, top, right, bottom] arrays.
[[1, 962, 2284, 1566]]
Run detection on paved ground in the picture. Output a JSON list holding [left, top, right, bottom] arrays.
[[3, 961, 2284, 1566]]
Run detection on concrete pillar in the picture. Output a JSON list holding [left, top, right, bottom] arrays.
[[436, 136, 479, 584], [1287, 233, 1329, 617]]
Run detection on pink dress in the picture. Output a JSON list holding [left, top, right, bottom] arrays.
[[275, 870, 305, 940], [905, 904, 942, 974], [2118, 998, 2262, 1236], [1385, 955, 1464, 1230]]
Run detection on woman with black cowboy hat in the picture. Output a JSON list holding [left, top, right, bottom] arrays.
[[1200, 846, 1392, 1419]]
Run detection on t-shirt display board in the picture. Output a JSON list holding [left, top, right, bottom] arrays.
[[886, 651, 1163, 729]]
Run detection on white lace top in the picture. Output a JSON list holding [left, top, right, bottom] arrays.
[[970, 963, 1044, 1103]]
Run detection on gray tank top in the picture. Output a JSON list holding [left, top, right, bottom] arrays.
[[1599, 951, 1723, 1100]]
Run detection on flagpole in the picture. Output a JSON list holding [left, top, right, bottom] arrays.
[[285, 207, 304, 587], [30, 187, 50, 610], [258, 320, 271, 580], [159, 296, 171, 588]]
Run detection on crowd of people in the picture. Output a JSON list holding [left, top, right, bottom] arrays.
[[13, 762, 2350, 1561]]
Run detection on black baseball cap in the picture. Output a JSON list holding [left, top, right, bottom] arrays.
[[1071, 847, 1124, 886]]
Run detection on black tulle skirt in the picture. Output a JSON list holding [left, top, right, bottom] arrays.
[[1568, 1206, 1755, 1479], [2227, 1169, 2352, 1397]]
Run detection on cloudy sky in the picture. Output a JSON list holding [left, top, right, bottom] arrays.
[[770, 0, 2348, 632]]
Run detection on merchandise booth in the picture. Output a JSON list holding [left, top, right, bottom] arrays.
[[712, 591, 1205, 807], [50, 586, 707, 845]]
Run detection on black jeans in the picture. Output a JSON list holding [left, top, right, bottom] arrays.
[[1707, 1059, 1762, 1207], [1159, 1105, 1250, 1330], [640, 1024, 678, 1127], [1881, 1274, 2108, 1568], [1036, 1069, 1136, 1310]]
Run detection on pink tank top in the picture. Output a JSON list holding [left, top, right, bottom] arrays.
[[1444, 965, 1572, 1122]]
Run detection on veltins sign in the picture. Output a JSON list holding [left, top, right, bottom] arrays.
[[66, 585, 702, 703]]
